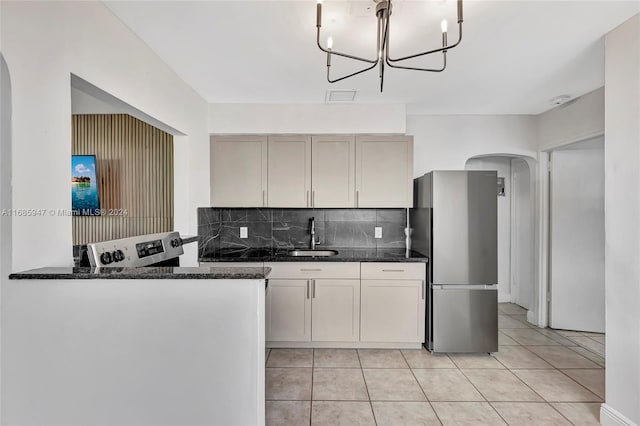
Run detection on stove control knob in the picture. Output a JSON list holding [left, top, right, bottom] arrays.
[[100, 252, 113, 265], [113, 250, 125, 262]]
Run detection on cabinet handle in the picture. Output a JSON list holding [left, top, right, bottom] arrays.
[[312, 279, 316, 298], [382, 269, 405, 272], [306, 280, 310, 299], [312, 191, 315, 208], [422, 280, 425, 300], [356, 190, 359, 207], [306, 190, 310, 208], [262, 190, 266, 207], [300, 268, 322, 272]]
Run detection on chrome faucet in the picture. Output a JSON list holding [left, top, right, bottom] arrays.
[[309, 217, 321, 250]]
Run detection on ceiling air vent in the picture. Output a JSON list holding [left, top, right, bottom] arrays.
[[326, 89, 358, 104]]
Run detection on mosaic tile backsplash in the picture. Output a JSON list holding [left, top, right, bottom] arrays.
[[197, 208, 408, 259]]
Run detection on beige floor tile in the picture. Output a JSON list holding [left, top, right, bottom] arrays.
[[314, 349, 360, 368], [402, 349, 456, 369], [499, 314, 532, 329], [494, 346, 553, 369], [363, 369, 426, 401], [555, 329, 583, 337], [567, 336, 605, 357], [511, 369, 601, 402], [568, 346, 605, 367], [311, 401, 376, 426], [267, 348, 313, 367], [312, 368, 368, 401], [265, 348, 271, 365], [431, 402, 506, 425], [498, 303, 528, 315], [266, 401, 311, 426], [372, 402, 441, 426], [580, 332, 605, 337], [501, 329, 562, 346], [510, 314, 535, 327], [498, 331, 520, 346], [413, 369, 485, 402], [551, 402, 601, 425], [589, 335, 606, 344], [491, 402, 571, 425], [534, 329, 577, 346], [358, 349, 408, 368], [448, 353, 505, 369], [561, 369, 605, 399], [266, 368, 313, 401], [526, 346, 601, 369], [462, 369, 543, 402]]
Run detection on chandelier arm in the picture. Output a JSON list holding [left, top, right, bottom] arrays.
[[317, 28, 377, 64], [385, 52, 447, 72], [327, 60, 379, 84], [387, 23, 462, 63]]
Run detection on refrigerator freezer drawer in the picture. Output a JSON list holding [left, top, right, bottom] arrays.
[[432, 286, 498, 353]]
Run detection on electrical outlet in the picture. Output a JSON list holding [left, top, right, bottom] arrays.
[[375, 227, 383, 239], [240, 227, 248, 239]]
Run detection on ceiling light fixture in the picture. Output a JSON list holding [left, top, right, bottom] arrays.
[[316, 0, 464, 93]]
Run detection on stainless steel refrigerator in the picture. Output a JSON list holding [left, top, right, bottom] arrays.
[[411, 171, 498, 353]]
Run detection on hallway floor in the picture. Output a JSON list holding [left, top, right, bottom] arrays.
[[265, 303, 605, 425]]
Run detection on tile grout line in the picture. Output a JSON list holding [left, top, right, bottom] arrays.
[[310, 349, 314, 426], [355, 349, 378, 425], [400, 349, 445, 425]]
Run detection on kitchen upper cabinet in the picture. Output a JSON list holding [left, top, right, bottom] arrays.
[[311, 279, 360, 342], [360, 263, 426, 343], [265, 279, 311, 342], [311, 135, 356, 207], [267, 136, 312, 207], [210, 135, 267, 207], [355, 135, 414, 208]]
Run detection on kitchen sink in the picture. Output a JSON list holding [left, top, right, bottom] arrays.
[[286, 249, 339, 257]]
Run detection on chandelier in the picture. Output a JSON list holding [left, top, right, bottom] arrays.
[[316, 0, 464, 92]]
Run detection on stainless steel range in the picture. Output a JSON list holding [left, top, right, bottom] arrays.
[[86, 232, 185, 268]]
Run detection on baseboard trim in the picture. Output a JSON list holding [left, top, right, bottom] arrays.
[[527, 309, 538, 327], [601, 403, 638, 426]]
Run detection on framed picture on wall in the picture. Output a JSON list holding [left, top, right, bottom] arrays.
[[72, 155, 100, 215]]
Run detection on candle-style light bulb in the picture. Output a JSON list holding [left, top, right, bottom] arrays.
[[327, 36, 333, 49], [441, 19, 448, 33], [316, 0, 323, 27]]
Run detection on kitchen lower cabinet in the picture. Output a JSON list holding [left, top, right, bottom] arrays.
[[311, 279, 360, 342], [265, 279, 311, 342], [360, 279, 425, 343]]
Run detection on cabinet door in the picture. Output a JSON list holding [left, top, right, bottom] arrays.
[[266, 279, 312, 342], [267, 136, 312, 207], [360, 279, 425, 343], [355, 135, 413, 207], [311, 136, 356, 207], [210, 135, 267, 207], [311, 279, 360, 342]]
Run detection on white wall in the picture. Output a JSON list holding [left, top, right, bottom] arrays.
[[407, 115, 538, 177], [538, 87, 605, 150], [0, 1, 209, 272], [465, 157, 512, 303], [511, 158, 533, 311], [209, 103, 406, 134], [602, 14, 640, 426]]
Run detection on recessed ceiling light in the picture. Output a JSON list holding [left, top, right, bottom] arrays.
[[550, 95, 572, 105]]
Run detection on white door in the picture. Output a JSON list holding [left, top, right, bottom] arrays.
[[210, 136, 267, 207], [360, 279, 425, 343], [311, 136, 356, 207], [311, 279, 360, 342], [267, 136, 311, 207], [266, 279, 312, 342], [549, 140, 605, 332], [355, 135, 413, 207], [510, 159, 533, 310]]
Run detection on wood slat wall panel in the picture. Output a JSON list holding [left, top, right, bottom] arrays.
[[72, 114, 174, 245]]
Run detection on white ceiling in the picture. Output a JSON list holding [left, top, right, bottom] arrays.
[[104, 0, 640, 114]]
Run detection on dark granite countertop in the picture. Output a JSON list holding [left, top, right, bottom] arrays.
[[9, 266, 271, 280], [200, 247, 428, 263]]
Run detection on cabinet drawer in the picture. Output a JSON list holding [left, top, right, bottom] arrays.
[[265, 262, 360, 279], [200, 262, 265, 268], [361, 262, 426, 280]]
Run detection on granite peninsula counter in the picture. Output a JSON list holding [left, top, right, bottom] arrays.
[[4, 265, 269, 426]]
